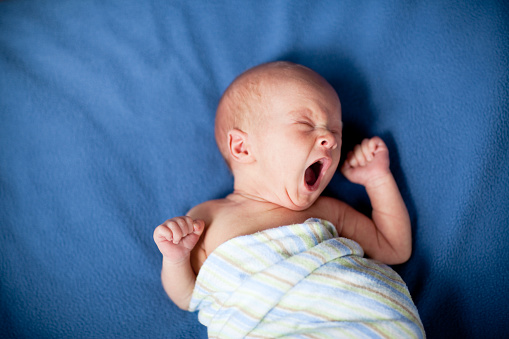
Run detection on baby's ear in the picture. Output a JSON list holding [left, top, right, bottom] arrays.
[[228, 129, 255, 163]]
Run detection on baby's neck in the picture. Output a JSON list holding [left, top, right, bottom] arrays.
[[230, 176, 270, 203], [228, 190, 272, 205]]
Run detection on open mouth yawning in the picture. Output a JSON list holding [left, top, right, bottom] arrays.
[[305, 160, 324, 188]]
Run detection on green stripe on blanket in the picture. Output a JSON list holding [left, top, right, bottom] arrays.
[[189, 218, 425, 338]]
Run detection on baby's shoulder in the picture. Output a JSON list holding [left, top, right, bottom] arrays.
[[187, 198, 229, 221], [313, 195, 348, 211], [308, 196, 350, 224]]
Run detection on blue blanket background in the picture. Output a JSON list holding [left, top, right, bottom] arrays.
[[1, 1, 508, 337]]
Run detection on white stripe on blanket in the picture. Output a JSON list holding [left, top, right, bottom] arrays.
[[189, 218, 425, 338]]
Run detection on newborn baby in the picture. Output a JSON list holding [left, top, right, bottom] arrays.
[[154, 61, 425, 338]]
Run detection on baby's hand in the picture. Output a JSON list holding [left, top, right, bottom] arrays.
[[153, 216, 205, 264], [341, 137, 391, 188]]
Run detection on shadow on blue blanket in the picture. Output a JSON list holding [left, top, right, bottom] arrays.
[[1, 1, 508, 338]]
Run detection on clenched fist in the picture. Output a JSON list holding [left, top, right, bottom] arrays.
[[341, 137, 391, 188], [153, 216, 205, 264]]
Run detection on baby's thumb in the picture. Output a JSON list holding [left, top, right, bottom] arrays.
[[192, 219, 205, 236], [340, 159, 352, 175]]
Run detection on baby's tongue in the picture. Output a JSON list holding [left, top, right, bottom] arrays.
[[305, 167, 317, 186]]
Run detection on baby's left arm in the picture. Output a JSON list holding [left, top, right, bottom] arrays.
[[339, 137, 411, 265]]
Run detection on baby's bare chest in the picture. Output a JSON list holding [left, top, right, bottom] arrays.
[[190, 197, 339, 273]]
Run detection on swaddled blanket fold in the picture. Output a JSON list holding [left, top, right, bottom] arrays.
[[189, 218, 424, 338]]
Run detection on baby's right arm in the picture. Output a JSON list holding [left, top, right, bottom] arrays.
[[153, 216, 204, 310]]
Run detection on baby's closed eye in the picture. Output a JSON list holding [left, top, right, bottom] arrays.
[[295, 120, 315, 131]]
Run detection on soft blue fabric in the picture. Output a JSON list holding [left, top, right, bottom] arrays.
[[1, 1, 508, 338]]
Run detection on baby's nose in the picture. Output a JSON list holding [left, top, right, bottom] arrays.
[[319, 132, 337, 150]]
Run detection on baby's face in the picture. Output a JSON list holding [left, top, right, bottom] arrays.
[[250, 74, 342, 211]]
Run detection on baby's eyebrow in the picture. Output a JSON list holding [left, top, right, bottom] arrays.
[[288, 109, 312, 119]]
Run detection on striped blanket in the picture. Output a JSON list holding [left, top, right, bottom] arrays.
[[189, 218, 425, 338]]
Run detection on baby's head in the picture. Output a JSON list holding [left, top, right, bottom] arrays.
[[215, 61, 343, 210]]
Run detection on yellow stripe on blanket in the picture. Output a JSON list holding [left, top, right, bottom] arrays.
[[189, 218, 425, 338]]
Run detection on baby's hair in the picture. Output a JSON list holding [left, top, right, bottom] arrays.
[[215, 61, 314, 169]]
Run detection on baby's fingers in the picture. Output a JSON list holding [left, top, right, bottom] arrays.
[[167, 221, 184, 244], [349, 141, 372, 167], [172, 216, 196, 243], [363, 139, 376, 160], [352, 144, 369, 167], [344, 150, 357, 168], [192, 219, 205, 236], [153, 225, 174, 244]]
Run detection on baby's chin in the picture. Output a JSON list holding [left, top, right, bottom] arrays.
[[282, 191, 323, 211]]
